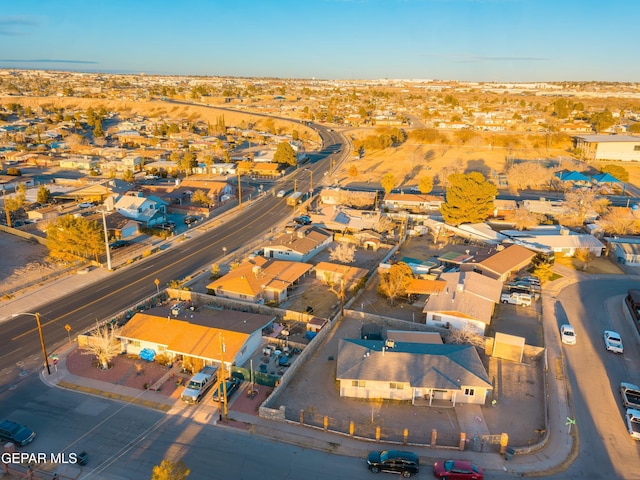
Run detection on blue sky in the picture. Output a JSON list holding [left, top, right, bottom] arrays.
[[1, 0, 638, 82]]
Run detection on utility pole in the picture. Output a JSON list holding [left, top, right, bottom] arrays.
[[101, 210, 112, 271], [219, 334, 228, 422], [3, 190, 12, 227], [237, 170, 242, 210]]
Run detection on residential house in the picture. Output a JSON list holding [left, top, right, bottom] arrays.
[[264, 226, 333, 262], [314, 262, 368, 291], [336, 338, 492, 406], [59, 155, 100, 171], [500, 227, 605, 258], [112, 192, 167, 227], [117, 307, 276, 368], [423, 271, 502, 335], [574, 134, 640, 162], [104, 211, 140, 239], [461, 244, 536, 282], [383, 193, 443, 213], [207, 256, 313, 303], [609, 238, 640, 266]]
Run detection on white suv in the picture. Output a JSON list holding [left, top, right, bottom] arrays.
[[501, 292, 532, 306]]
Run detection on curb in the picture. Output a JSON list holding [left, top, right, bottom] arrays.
[[55, 380, 172, 412]]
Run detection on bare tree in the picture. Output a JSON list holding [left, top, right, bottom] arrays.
[[448, 324, 485, 348], [599, 207, 640, 236], [505, 162, 555, 192], [81, 324, 122, 370], [560, 191, 610, 227], [377, 262, 413, 305], [505, 208, 543, 231], [329, 243, 356, 264], [574, 248, 595, 271]]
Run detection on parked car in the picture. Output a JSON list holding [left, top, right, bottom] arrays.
[[109, 240, 130, 250], [293, 216, 311, 225], [0, 419, 36, 447], [508, 281, 540, 292], [433, 459, 483, 479], [366, 450, 419, 478], [604, 330, 624, 353], [184, 215, 199, 225], [560, 324, 576, 345], [500, 292, 532, 307], [212, 378, 241, 402]]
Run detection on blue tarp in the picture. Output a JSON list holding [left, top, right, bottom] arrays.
[[139, 348, 155, 362]]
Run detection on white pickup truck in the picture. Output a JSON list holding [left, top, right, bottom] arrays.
[[625, 408, 640, 440], [500, 292, 532, 307], [621, 382, 640, 409], [181, 366, 218, 404]]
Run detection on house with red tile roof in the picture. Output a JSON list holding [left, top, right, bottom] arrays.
[[207, 256, 313, 303]]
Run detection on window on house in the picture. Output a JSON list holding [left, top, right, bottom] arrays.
[[130, 340, 141, 347], [635, 145, 640, 151], [432, 314, 442, 322], [390, 382, 404, 390], [464, 388, 475, 396], [352, 380, 365, 387]]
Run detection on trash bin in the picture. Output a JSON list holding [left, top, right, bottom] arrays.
[[504, 447, 516, 461]]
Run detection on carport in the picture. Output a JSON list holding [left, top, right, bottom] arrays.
[[492, 332, 525, 363]]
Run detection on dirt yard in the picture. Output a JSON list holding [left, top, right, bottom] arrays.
[[0, 232, 62, 296]]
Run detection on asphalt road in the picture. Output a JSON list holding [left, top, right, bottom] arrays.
[[0, 126, 349, 382], [0, 375, 366, 480], [554, 278, 640, 479]]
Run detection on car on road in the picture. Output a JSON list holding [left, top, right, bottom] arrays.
[[0, 419, 36, 447], [212, 378, 241, 402], [560, 324, 576, 345], [276, 190, 286, 197], [500, 292, 532, 307], [433, 459, 483, 479], [366, 450, 419, 477], [78, 202, 93, 208], [603, 330, 623, 353]]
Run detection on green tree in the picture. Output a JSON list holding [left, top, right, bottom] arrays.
[[532, 262, 554, 284], [599, 164, 629, 183], [440, 172, 497, 225], [417, 176, 433, 194], [93, 120, 104, 137], [180, 151, 197, 175], [122, 169, 135, 183], [46, 215, 104, 263], [274, 142, 297, 166], [191, 189, 211, 207], [628, 123, 640, 134], [151, 460, 190, 480], [381, 173, 396, 194], [377, 262, 413, 305], [36, 185, 52, 204]]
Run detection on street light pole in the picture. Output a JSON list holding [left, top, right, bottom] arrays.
[[101, 210, 112, 271], [12, 312, 51, 375]]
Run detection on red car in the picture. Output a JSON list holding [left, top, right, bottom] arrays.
[[433, 460, 483, 480]]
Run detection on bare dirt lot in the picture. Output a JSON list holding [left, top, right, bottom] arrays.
[[0, 232, 61, 296]]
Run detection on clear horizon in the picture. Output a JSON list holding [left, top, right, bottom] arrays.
[[1, 0, 639, 83]]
